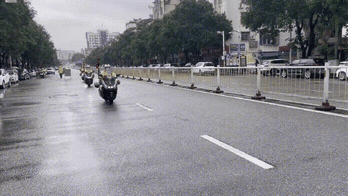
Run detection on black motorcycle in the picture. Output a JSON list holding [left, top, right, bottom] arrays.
[[95, 71, 120, 104], [84, 70, 94, 87]]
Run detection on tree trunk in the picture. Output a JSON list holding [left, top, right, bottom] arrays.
[[306, 15, 318, 58]]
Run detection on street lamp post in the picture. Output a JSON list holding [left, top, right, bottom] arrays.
[[215, 31, 225, 94], [217, 31, 226, 66]]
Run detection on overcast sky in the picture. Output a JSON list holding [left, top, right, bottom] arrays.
[[28, 0, 154, 52]]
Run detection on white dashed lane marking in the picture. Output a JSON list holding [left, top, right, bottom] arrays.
[[135, 103, 153, 111], [201, 135, 274, 170]]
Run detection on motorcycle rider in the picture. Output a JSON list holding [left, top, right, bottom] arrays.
[[85, 64, 93, 72], [80, 62, 86, 76]]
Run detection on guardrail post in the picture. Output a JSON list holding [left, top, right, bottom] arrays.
[[138, 68, 143, 81], [189, 67, 196, 89], [252, 66, 265, 99], [132, 68, 136, 80], [315, 63, 336, 111], [126, 67, 130, 79], [214, 66, 223, 93], [147, 68, 152, 82], [170, 68, 177, 86], [157, 68, 163, 84], [121, 67, 125, 78]]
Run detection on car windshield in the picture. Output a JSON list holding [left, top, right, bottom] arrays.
[[292, 60, 300, 64], [195, 62, 203, 67]]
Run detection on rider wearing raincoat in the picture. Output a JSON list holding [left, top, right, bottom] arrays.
[[58, 66, 64, 78]]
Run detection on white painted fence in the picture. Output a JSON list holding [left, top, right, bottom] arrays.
[[114, 65, 348, 110]]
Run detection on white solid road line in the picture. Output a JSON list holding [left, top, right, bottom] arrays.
[[135, 103, 154, 111], [201, 135, 274, 170]]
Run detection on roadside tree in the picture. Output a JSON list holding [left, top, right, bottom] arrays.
[[242, 0, 348, 58]]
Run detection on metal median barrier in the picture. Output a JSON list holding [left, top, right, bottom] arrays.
[[115, 65, 347, 110]]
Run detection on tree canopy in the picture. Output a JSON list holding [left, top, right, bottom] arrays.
[[86, 0, 232, 66], [0, 0, 59, 69], [242, 0, 348, 58]]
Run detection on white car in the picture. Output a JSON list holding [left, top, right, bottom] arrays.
[[7, 70, 19, 83], [46, 67, 55, 74], [0, 69, 11, 88], [192, 62, 216, 75], [29, 70, 37, 77], [259, 59, 289, 76], [335, 61, 348, 81]]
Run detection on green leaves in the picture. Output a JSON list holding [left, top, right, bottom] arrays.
[[0, 0, 58, 68], [86, 0, 232, 66], [242, 0, 348, 58]]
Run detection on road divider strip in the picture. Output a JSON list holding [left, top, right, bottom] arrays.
[[135, 103, 153, 111], [201, 135, 274, 170]]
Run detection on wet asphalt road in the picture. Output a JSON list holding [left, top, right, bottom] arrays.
[[0, 69, 347, 195]]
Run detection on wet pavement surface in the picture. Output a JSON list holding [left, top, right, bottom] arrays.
[[0, 69, 347, 195]]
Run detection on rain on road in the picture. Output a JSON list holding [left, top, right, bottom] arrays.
[[1, 69, 347, 195]]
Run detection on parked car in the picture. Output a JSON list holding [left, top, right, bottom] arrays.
[[7, 69, 19, 83], [184, 63, 193, 67], [259, 59, 289, 76], [163, 63, 179, 68], [285, 58, 325, 79], [192, 62, 216, 75], [335, 61, 348, 81], [46, 67, 55, 74], [0, 69, 11, 88], [30, 69, 37, 77], [18, 68, 31, 80]]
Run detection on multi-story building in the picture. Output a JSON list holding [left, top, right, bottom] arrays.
[[210, 0, 294, 65], [126, 18, 147, 30], [85, 30, 120, 50], [152, 0, 181, 19]]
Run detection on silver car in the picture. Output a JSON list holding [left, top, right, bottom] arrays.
[[192, 62, 216, 75], [259, 59, 289, 76]]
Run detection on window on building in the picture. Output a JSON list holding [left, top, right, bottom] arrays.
[[241, 32, 250, 42], [259, 31, 278, 46]]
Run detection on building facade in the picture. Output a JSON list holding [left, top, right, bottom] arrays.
[[85, 30, 120, 50], [152, 0, 182, 19], [56, 50, 75, 61], [210, 0, 294, 65]]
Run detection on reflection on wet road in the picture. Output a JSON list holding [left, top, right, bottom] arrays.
[[1, 69, 347, 195]]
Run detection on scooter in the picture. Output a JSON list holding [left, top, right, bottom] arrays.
[[84, 70, 94, 87], [94, 66, 120, 104]]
